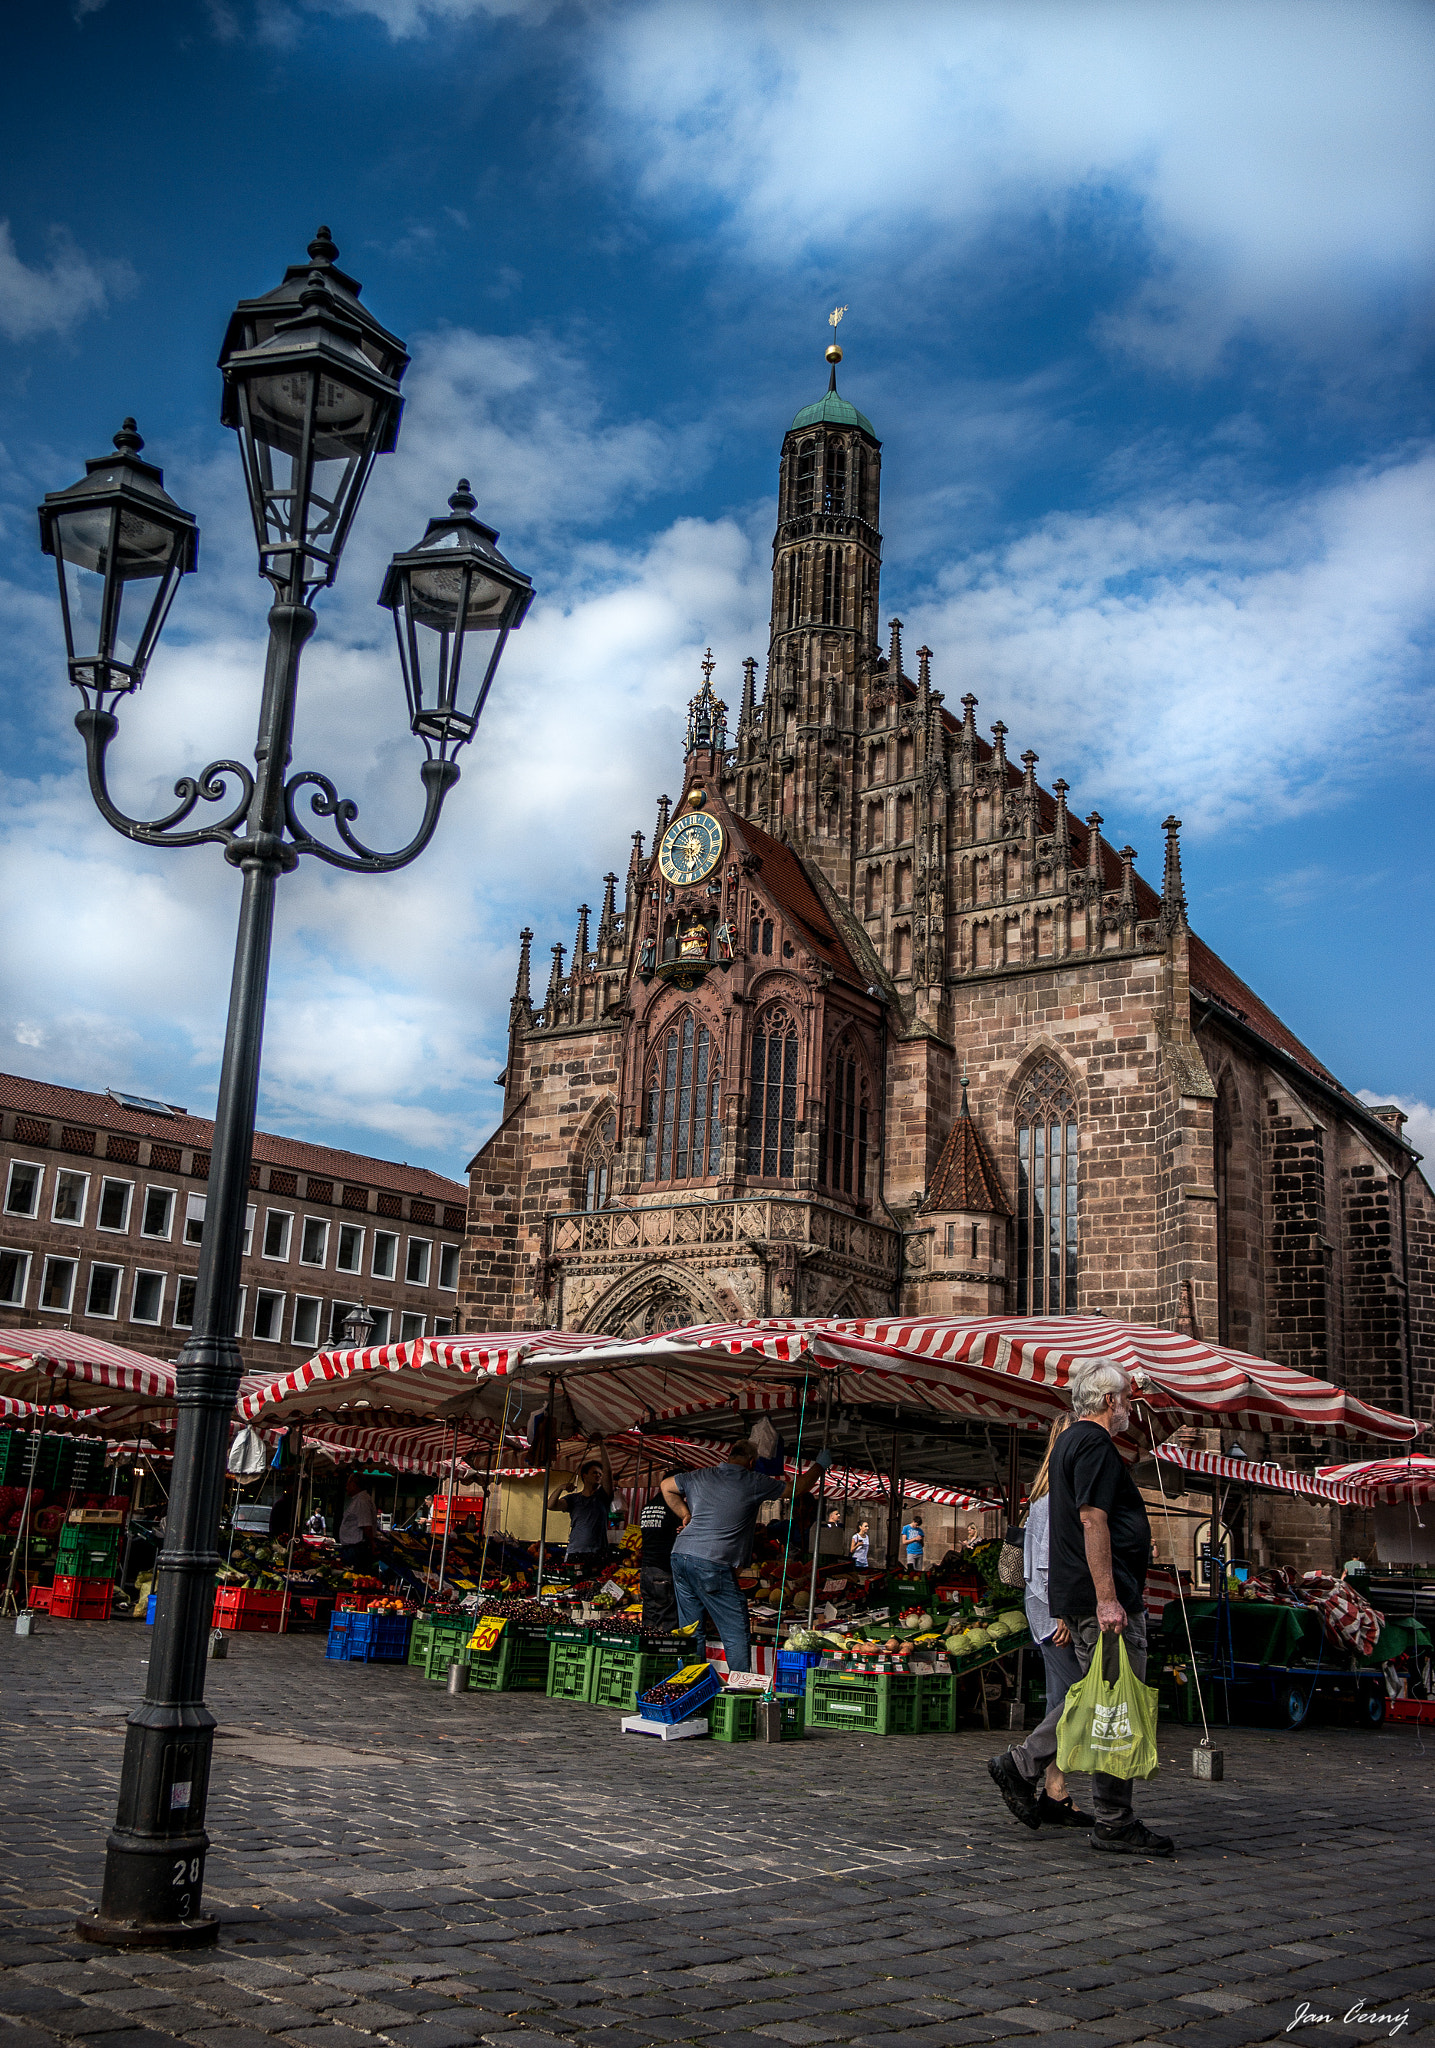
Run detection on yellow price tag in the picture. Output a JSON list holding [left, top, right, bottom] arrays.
[[670, 1662, 713, 1688], [468, 1614, 507, 1653]]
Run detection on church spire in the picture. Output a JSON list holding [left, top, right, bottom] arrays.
[[738, 655, 758, 734], [511, 927, 533, 1025], [573, 903, 590, 964], [1052, 778, 1072, 866], [544, 942, 565, 1022], [685, 648, 727, 756], [1160, 815, 1188, 932], [653, 793, 670, 843], [990, 720, 1009, 785], [598, 871, 618, 941], [1085, 811, 1104, 891], [888, 617, 904, 678]]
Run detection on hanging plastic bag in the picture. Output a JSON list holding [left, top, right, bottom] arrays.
[[226, 1426, 268, 1478], [1056, 1633, 1160, 1780]]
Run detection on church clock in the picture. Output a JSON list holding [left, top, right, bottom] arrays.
[[658, 806, 723, 886]]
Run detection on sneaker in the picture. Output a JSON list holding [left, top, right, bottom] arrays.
[[1038, 1791, 1095, 1828], [987, 1752, 1042, 1830], [1089, 1818, 1175, 1857]]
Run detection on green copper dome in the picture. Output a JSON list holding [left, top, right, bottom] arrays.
[[790, 388, 875, 437]]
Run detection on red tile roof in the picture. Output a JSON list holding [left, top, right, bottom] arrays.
[[1186, 936, 1342, 1091], [737, 819, 863, 985], [0, 1072, 467, 1201], [921, 1097, 1011, 1216]]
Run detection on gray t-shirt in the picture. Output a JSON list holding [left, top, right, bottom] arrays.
[[563, 1486, 612, 1558], [671, 1466, 785, 1567]]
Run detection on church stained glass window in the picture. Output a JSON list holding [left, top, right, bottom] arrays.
[[1015, 1056, 1078, 1314], [746, 1005, 799, 1179], [819, 1041, 869, 1199], [583, 1113, 616, 1211], [643, 1014, 721, 1186]]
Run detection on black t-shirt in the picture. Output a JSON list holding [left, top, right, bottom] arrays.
[[1048, 1420, 1151, 1619], [639, 1497, 683, 1569]]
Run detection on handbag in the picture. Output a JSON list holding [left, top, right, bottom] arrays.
[[997, 1525, 1026, 1588], [1056, 1632, 1160, 1780]]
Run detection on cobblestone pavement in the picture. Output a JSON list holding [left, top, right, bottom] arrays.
[[2, 1624, 1432, 2048]]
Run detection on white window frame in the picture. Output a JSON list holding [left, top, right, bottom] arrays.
[[174, 1275, 197, 1329], [141, 1185, 176, 1240], [292, 1294, 322, 1349], [51, 1169, 90, 1228], [371, 1229, 398, 1280], [299, 1216, 330, 1268], [368, 1305, 392, 1346], [40, 1254, 78, 1314], [405, 1236, 432, 1287], [399, 1310, 426, 1343], [262, 1209, 292, 1261], [242, 1206, 256, 1257], [85, 1261, 124, 1320], [252, 1289, 285, 1343], [131, 1269, 166, 1326], [438, 1244, 460, 1291], [233, 1286, 247, 1339], [4, 1159, 43, 1219], [184, 1193, 207, 1246], [335, 1222, 365, 1275], [97, 1177, 134, 1233], [0, 1247, 32, 1309], [433, 1316, 454, 1337]]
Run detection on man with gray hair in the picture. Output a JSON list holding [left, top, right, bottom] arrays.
[[989, 1358, 1173, 1855]]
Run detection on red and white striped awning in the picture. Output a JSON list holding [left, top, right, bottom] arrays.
[[236, 1331, 586, 1426], [0, 1332, 178, 1419], [1154, 1443, 1378, 1507], [1317, 1454, 1435, 1505]]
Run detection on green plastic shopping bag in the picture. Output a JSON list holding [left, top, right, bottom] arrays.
[[1056, 1632, 1160, 1779]]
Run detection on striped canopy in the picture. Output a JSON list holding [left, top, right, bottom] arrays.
[[237, 1331, 582, 1426], [0, 1331, 178, 1419], [1317, 1454, 1435, 1505], [1154, 1442, 1378, 1507]]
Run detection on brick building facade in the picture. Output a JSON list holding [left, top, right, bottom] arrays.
[[463, 351, 1434, 1471], [0, 1075, 468, 1364]]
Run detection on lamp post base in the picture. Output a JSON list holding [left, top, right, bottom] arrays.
[[75, 1912, 219, 1949]]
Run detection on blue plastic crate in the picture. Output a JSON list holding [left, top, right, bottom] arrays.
[[325, 1615, 356, 1660], [329, 1611, 412, 1662], [145, 1593, 157, 1626], [775, 1649, 821, 1694], [637, 1664, 720, 1723]]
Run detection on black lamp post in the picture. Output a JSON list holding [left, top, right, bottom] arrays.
[[39, 228, 531, 1949]]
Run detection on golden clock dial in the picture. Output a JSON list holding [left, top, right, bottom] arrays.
[[658, 809, 724, 886]]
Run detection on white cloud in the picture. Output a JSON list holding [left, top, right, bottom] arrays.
[[1358, 1091, 1435, 1162], [591, 0, 1435, 371], [0, 220, 133, 344], [297, 0, 552, 32]]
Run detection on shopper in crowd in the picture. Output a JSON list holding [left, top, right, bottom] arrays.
[[986, 1414, 1094, 1831], [661, 1441, 829, 1672], [826, 1509, 843, 1530], [991, 1360, 1170, 1856], [549, 1435, 615, 1576], [850, 1518, 871, 1568], [337, 1474, 378, 1565], [638, 1467, 688, 1631], [901, 1513, 925, 1567]]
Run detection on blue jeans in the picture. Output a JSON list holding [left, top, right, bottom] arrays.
[[671, 1554, 751, 1671]]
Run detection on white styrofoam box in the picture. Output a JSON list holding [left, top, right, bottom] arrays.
[[620, 1713, 711, 1741]]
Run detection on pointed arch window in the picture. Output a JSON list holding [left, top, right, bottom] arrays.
[[819, 1041, 869, 1199], [821, 546, 836, 624], [584, 1112, 616, 1211], [823, 439, 846, 513], [644, 1013, 722, 1185], [794, 440, 817, 516], [1015, 1056, 1078, 1314], [746, 1004, 799, 1179]]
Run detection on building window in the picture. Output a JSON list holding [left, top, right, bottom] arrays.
[[368, 1306, 393, 1346], [438, 1244, 460, 1290], [40, 1256, 77, 1313], [292, 1295, 321, 1348], [97, 1178, 133, 1232], [131, 1270, 165, 1325], [749, 916, 775, 956], [405, 1237, 432, 1286], [52, 1170, 89, 1226], [794, 438, 816, 516], [372, 1230, 398, 1280], [174, 1276, 197, 1329], [184, 1193, 207, 1246], [823, 438, 846, 514], [644, 1011, 723, 1184], [820, 545, 839, 625], [433, 1317, 454, 1337], [263, 1209, 292, 1260], [233, 1287, 247, 1340], [399, 1311, 426, 1343], [141, 1187, 175, 1239], [252, 1290, 284, 1342], [86, 1263, 123, 1319], [4, 1161, 42, 1217], [583, 1113, 616, 1212], [746, 1004, 799, 1179], [1015, 1056, 1079, 1315], [242, 1205, 256, 1256], [300, 1216, 329, 1266], [336, 1223, 364, 1274], [818, 1042, 868, 1198], [0, 1249, 31, 1307]]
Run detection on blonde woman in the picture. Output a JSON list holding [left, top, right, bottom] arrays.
[[988, 1414, 1094, 1831]]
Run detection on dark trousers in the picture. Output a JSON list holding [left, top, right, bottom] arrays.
[[1010, 1634, 1084, 1789], [640, 1564, 678, 1632]]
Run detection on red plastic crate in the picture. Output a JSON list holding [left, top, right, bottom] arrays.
[[49, 1575, 112, 1621], [212, 1587, 285, 1633], [26, 1586, 52, 1613], [1388, 1698, 1435, 1724]]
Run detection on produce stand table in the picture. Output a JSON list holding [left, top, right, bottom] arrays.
[[1166, 1599, 1397, 1729]]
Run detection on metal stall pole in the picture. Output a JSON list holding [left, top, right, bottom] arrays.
[[1, 1384, 52, 1615], [534, 1374, 557, 1593], [276, 1429, 304, 1636], [885, 1410, 903, 1571], [436, 1420, 460, 1594], [806, 1374, 837, 1630], [476, 1379, 514, 1597]]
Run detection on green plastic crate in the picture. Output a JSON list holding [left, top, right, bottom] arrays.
[[917, 1670, 957, 1734], [546, 1640, 594, 1701], [710, 1692, 805, 1742], [408, 1620, 435, 1668], [588, 1644, 683, 1712], [56, 1526, 119, 1580], [468, 1630, 551, 1693], [805, 1669, 920, 1735]]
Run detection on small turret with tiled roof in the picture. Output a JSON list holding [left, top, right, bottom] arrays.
[[921, 1071, 1011, 1218]]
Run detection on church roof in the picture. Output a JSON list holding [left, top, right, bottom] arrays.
[[921, 1094, 1011, 1216], [739, 817, 863, 986], [790, 390, 876, 436], [1187, 932, 1341, 1090]]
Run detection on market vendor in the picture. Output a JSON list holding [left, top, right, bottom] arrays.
[[638, 1466, 688, 1631], [549, 1436, 615, 1576], [338, 1475, 379, 1565], [660, 1440, 829, 1673]]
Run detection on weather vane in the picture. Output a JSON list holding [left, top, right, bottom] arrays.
[[826, 305, 847, 366]]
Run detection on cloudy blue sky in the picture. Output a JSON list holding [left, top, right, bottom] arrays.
[[1, 0, 1432, 1179]]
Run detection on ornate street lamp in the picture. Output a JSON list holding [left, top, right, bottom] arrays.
[[39, 228, 531, 1950], [340, 1301, 377, 1350]]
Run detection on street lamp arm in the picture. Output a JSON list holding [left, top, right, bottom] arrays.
[[75, 706, 255, 850], [282, 755, 460, 874]]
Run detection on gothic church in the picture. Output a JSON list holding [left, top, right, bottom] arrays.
[[460, 347, 1433, 1433]]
